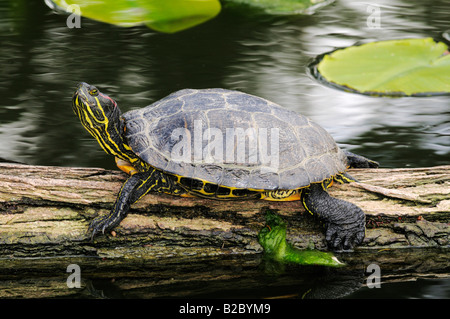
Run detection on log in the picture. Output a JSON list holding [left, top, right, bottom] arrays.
[[0, 163, 449, 260]]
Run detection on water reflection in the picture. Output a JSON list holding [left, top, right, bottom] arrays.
[[2, 249, 449, 298], [0, 0, 448, 169]]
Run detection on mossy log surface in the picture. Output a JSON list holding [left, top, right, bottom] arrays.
[[0, 163, 449, 260]]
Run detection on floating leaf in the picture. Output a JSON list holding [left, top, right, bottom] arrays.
[[313, 38, 450, 97], [222, 0, 334, 15], [47, 0, 221, 33], [258, 211, 344, 267]]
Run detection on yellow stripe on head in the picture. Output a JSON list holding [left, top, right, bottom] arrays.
[[72, 82, 145, 172]]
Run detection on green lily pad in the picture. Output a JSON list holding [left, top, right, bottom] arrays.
[[222, 0, 334, 15], [313, 38, 450, 97], [47, 0, 221, 33]]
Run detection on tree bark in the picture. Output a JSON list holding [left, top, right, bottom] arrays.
[[0, 163, 449, 259]]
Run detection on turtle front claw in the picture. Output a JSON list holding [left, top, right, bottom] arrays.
[[88, 212, 121, 239]]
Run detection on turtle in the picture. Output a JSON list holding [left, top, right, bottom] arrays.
[[72, 82, 379, 250]]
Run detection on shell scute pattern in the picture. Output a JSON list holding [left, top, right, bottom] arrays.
[[226, 92, 273, 114], [271, 106, 309, 127], [249, 169, 280, 190], [123, 89, 347, 190], [193, 164, 224, 185], [144, 99, 182, 118], [181, 91, 227, 111], [279, 167, 309, 190], [222, 168, 251, 189]]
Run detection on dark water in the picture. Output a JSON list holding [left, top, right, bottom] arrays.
[[0, 0, 449, 299]]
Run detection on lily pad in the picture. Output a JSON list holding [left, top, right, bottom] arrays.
[[222, 0, 334, 15], [313, 38, 450, 97], [47, 0, 221, 33]]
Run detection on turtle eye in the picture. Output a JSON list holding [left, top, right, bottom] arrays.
[[89, 88, 98, 96]]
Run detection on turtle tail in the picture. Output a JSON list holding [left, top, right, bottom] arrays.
[[343, 150, 379, 168]]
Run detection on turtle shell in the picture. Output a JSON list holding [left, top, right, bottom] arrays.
[[122, 89, 348, 190]]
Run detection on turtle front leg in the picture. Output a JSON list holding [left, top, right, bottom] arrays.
[[301, 183, 365, 251], [89, 169, 185, 238]]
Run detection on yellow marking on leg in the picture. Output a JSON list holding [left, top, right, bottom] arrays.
[[134, 170, 158, 201], [180, 193, 196, 198], [333, 175, 345, 184], [334, 173, 354, 184], [262, 190, 301, 201], [340, 174, 354, 182], [301, 191, 314, 216]]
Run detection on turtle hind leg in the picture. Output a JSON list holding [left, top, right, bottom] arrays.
[[301, 183, 365, 251], [333, 172, 357, 184], [343, 150, 379, 168]]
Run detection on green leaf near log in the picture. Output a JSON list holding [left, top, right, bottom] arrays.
[[48, 0, 221, 33], [315, 38, 450, 97], [258, 211, 345, 267]]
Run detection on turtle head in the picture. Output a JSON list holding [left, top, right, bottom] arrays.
[[72, 82, 126, 157], [72, 82, 120, 129]]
